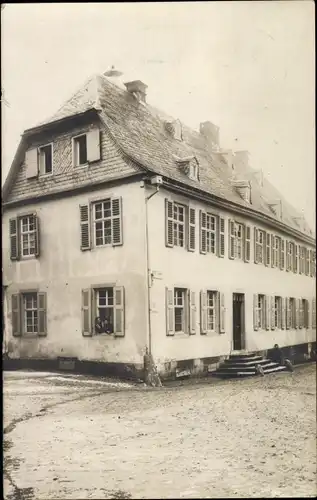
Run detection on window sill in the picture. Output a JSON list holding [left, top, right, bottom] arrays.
[[39, 172, 54, 178], [74, 163, 89, 169], [20, 255, 37, 261]]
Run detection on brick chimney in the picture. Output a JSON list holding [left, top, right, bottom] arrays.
[[124, 80, 147, 103], [199, 121, 220, 150]]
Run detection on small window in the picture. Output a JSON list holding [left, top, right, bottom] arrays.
[[255, 229, 265, 264], [257, 294, 265, 329], [94, 288, 114, 334], [20, 215, 36, 257], [174, 288, 187, 332], [74, 134, 87, 166], [289, 298, 296, 329], [274, 296, 282, 329], [206, 290, 217, 331], [173, 204, 185, 248], [38, 144, 53, 175]]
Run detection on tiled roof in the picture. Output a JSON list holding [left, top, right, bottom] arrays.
[[6, 72, 315, 238]]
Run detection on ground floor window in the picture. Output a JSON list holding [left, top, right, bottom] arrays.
[[289, 297, 296, 329], [82, 285, 125, 337], [174, 288, 187, 332], [11, 291, 47, 337], [301, 299, 309, 328], [256, 294, 265, 329], [207, 291, 217, 331], [274, 296, 282, 329]]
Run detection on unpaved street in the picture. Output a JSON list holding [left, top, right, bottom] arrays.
[[3, 365, 316, 499]]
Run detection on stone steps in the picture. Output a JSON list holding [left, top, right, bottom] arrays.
[[212, 352, 288, 379]]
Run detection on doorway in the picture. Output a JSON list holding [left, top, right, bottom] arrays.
[[232, 293, 245, 351]]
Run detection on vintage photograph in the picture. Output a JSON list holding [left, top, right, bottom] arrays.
[[2, 2, 316, 499]]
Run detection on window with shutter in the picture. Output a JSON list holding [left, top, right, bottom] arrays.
[[304, 299, 309, 328], [37, 292, 47, 336], [280, 239, 285, 270], [112, 197, 123, 246], [286, 297, 290, 329], [86, 128, 101, 163], [219, 293, 225, 333], [200, 290, 207, 334], [189, 291, 196, 334], [274, 296, 282, 329], [281, 297, 286, 330], [253, 294, 259, 330], [166, 288, 175, 335], [228, 219, 235, 259], [82, 289, 92, 336], [265, 233, 271, 267], [11, 294, 21, 337], [73, 134, 88, 166], [188, 207, 196, 252], [9, 218, 19, 261], [218, 217, 225, 258], [38, 144, 53, 175], [80, 204, 91, 250], [265, 295, 270, 330], [165, 199, 174, 248], [199, 210, 207, 254], [25, 148, 39, 179], [244, 225, 251, 262], [270, 234, 275, 267], [271, 296, 276, 330], [295, 298, 300, 329], [114, 286, 125, 336]]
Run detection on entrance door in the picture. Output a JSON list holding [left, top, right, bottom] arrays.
[[232, 293, 245, 351]]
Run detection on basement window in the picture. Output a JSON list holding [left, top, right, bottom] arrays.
[[73, 134, 87, 166], [38, 144, 53, 175]]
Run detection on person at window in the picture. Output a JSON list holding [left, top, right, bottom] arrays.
[[95, 316, 104, 334], [270, 344, 293, 372], [103, 317, 114, 335]]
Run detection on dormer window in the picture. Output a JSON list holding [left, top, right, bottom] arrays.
[[73, 134, 88, 166], [38, 144, 53, 175]]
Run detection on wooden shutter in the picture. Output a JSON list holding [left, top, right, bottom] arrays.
[[86, 128, 101, 163], [37, 292, 47, 336], [312, 298, 316, 329], [112, 197, 123, 246], [114, 286, 125, 336], [244, 225, 251, 262], [271, 296, 275, 330], [34, 214, 41, 258], [265, 232, 271, 267], [271, 234, 275, 267], [298, 246, 302, 274], [11, 294, 21, 337], [254, 228, 259, 264], [265, 295, 270, 330], [166, 288, 174, 336], [9, 218, 19, 261], [309, 250, 313, 277], [165, 199, 174, 248], [281, 297, 286, 330], [294, 244, 298, 273], [218, 217, 225, 258], [79, 204, 91, 251], [295, 298, 299, 329], [286, 240, 290, 271], [305, 248, 310, 276], [305, 300, 310, 329], [228, 219, 235, 259], [82, 288, 92, 336], [280, 239, 285, 270], [200, 290, 207, 334], [25, 148, 38, 179], [188, 206, 196, 252], [189, 291, 196, 334], [199, 210, 207, 254], [253, 293, 258, 331], [219, 293, 225, 333], [286, 298, 290, 330]]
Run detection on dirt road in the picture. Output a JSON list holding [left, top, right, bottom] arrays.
[[3, 365, 316, 499]]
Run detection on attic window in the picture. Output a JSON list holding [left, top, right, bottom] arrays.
[[39, 144, 53, 175], [73, 134, 87, 166]]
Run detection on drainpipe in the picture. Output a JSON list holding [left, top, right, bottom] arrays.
[[144, 182, 160, 355]]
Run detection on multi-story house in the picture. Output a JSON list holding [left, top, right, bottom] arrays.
[[2, 69, 316, 380]]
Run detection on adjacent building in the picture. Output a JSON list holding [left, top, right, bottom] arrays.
[[2, 69, 316, 379]]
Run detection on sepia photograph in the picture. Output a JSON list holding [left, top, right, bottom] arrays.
[[2, 2, 316, 499]]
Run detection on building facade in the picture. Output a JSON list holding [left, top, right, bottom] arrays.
[[2, 71, 316, 379]]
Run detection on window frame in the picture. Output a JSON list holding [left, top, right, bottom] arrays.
[[206, 290, 217, 332], [38, 142, 53, 176], [205, 213, 217, 255], [274, 296, 282, 329], [289, 297, 296, 329], [92, 199, 113, 248], [174, 287, 187, 333], [19, 214, 37, 260], [257, 294, 265, 329], [233, 222, 244, 261], [172, 203, 186, 248], [72, 133, 88, 168]]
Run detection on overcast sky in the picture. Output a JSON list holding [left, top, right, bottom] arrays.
[[2, 2, 315, 228]]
